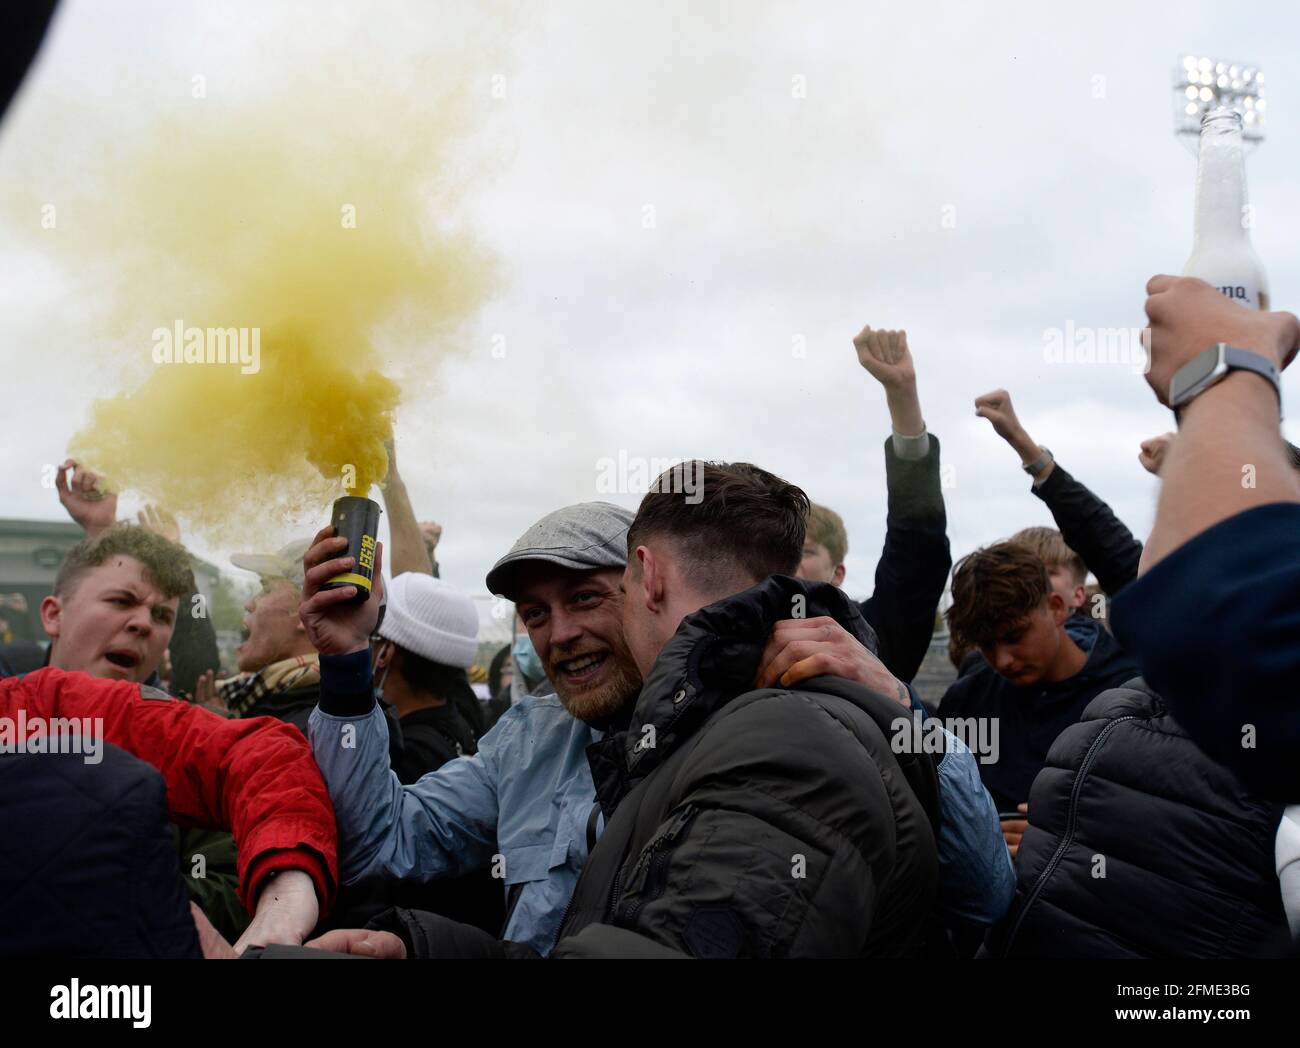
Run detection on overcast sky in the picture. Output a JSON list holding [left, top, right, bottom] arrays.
[[2, 0, 1297, 640]]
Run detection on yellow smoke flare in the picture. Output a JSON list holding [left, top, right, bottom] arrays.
[[9, 34, 499, 541]]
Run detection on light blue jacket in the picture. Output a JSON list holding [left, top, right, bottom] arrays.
[[310, 694, 595, 955], [309, 690, 1014, 956], [933, 728, 1016, 924]]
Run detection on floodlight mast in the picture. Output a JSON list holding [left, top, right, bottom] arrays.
[[1172, 53, 1265, 154]]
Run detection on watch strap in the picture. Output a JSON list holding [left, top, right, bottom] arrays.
[[1223, 346, 1281, 402], [1022, 446, 1053, 477]]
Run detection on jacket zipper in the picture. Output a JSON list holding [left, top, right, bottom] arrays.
[[554, 805, 695, 951], [551, 885, 580, 953], [618, 805, 698, 927], [1001, 715, 1136, 952]]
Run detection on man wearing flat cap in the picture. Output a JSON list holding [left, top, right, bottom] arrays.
[[305, 503, 642, 956], [301, 497, 1008, 957]]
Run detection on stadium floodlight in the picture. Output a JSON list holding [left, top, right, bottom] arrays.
[[1173, 54, 1265, 149]]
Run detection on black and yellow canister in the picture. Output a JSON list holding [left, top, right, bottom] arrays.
[[323, 496, 382, 601]]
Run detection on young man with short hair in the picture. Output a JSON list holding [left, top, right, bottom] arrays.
[[974, 388, 1142, 605], [16, 522, 340, 951], [1007, 526, 1087, 615], [550, 461, 940, 957], [41, 524, 192, 685], [937, 543, 1138, 820], [52, 459, 219, 697]]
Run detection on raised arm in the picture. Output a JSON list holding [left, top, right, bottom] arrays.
[[380, 438, 436, 576], [853, 326, 951, 682], [975, 389, 1142, 595], [1134, 275, 1299, 568], [54, 459, 118, 540], [1109, 276, 1300, 797], [299, 529, 499, 886]]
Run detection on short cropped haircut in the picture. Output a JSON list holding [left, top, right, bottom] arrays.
[[946, 542, 1051, 648], [54, 523, 195, 601], [627, 461, 809, 594], [1008, 526, 1086, 586], [806, 503, 848, 566]]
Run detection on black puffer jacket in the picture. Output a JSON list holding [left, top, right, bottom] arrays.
[[937, 617, 1138, 812], [552, 575, 941, 959], [989, 680, 1291, 958], [0, 742, 201, 958]]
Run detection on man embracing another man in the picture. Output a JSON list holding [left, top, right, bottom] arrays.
[[304, 460, 944, 958]]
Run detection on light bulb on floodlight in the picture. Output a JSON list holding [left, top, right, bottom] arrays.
[[1171, 52, 1266, 148]]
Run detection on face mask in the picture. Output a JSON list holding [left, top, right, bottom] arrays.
[[512, 631, 544, 683], [373, 641, 393, 702]]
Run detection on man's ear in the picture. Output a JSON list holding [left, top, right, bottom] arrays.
[[39, 594, 62, 640], [634, 545, 662, 612], [1071, 584, 1086, 610], [832, 563, 846, 587], [1047, 592, 1069, 626], [374, 639, 395, 671]]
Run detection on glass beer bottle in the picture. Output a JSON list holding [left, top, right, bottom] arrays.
[[1183, 107, 1270, 311]]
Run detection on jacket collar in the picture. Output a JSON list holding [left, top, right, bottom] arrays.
[[1053, 616, 1131, 689], [587, 575, 879, 811]]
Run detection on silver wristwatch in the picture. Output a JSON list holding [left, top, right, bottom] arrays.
[[1168, 343, 1282, 417], [1023, 446, 1053, 478]]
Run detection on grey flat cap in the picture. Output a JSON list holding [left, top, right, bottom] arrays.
[[486, 502, 635, 598]]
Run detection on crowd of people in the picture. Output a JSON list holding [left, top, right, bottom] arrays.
[[2, 275, 1300, 960]]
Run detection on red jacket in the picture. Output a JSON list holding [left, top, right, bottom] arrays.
[[1, 668, 337, 914]]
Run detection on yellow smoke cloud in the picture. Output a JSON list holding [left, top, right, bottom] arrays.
[[6, 22, 500, 542]]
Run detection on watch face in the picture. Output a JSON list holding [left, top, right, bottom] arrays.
[[1170, 345, 1227, 406]]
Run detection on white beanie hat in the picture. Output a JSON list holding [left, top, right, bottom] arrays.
[[378, 573, 480, 669]]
